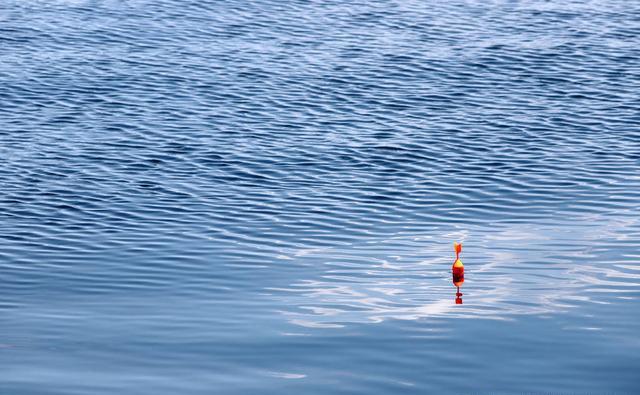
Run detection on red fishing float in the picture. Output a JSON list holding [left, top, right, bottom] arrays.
[[452, 242, 464, 304]]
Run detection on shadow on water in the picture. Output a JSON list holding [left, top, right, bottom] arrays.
[[455, 286, 463, 305]]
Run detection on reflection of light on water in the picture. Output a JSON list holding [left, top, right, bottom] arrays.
[[264, 371, 306, 379], [266, 220, 640, 328]]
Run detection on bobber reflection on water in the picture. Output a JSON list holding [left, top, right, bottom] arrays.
[[452, 242, 464, 304]]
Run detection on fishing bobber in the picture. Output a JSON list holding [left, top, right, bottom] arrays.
[[452, 242, 464, 287], [452, 242, 464, 304]]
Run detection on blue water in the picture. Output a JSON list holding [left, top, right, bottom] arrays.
[[1, 0, 640, 393]]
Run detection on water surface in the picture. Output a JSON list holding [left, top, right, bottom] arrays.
[[1, 0, 639, 394]]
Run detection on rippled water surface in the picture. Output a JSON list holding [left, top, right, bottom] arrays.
[[2, 0, 640, 393]]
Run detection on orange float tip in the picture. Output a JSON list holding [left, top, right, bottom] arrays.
[[454, 242, 462, 255]]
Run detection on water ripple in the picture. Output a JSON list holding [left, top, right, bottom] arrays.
[[1, 0, 639, 394]]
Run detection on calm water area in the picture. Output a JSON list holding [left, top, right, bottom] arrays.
[[1, 0, 639, 393]]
